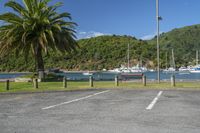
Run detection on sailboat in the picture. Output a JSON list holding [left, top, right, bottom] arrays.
[[178, 66, 190, 74], [189, 50, 200, 73], [120, 43, 132, 73], [108, 43, 131, 73], [108, 44, 144, 73], [82, 71, 93, 76], [163, 49, 177, 73], [122, 44, 147, 73]]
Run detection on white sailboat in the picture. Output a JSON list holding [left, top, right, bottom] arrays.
[[108, 43, 144, 73], [121, 43, 132, 73], [82, 71, 93, 76], [189, 50, 200, 73], [108, 43, 131, 73], [163, 49, 177, 73], [178, 66, 190, 73], [121, 44, 146, 73]]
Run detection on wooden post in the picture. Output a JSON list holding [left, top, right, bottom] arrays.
[[143, 75, 146, 86], [115, 75, 119, 86], [34, 78, 38, 89], [5, 80, 9, 90], [89, 76, 93, 87], [171, 75, 175, 87], [63, 77, 67, 88]]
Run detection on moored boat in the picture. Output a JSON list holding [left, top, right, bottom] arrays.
[[178, 66, 190, 74], [82, 71, 93, 76], [189, 65, 200, 73]]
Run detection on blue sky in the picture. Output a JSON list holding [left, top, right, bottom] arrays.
[[1, 0, 200, 40]]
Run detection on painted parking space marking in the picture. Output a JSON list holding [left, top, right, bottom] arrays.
[[42, 90, 110, 110], [146, 91, 163, 110]]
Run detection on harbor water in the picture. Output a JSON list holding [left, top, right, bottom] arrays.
[[1, 71, 200, 81]]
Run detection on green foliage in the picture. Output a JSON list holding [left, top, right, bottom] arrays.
[[77, 35, 154, 70], [1, 24, 200, 71], [20, 73, 38, 79], [0, 0, 77, 72], [20, 72, 63, 82], [42, 73, 64, 82], [149, 24, 200, 68], [0, 35, 154, 71]]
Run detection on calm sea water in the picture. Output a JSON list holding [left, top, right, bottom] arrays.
[[0, 73, 28, 79], [1, 72, 200, 81]]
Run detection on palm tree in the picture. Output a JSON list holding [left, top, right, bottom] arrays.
[[0, 0, 78, 78]]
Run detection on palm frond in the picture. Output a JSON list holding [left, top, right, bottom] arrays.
[[23, 0, 33, 13], [5, 1, 28, 17], [0, 13, 23, 25], [0, 0, 78, 70]]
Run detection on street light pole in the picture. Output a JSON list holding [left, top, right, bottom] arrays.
[[156, 0, 160, 83]]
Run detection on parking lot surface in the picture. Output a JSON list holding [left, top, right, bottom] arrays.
[[0, 89, 200, 133]]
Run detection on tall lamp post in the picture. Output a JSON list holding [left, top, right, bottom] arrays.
[[156, 0, 161, 83]]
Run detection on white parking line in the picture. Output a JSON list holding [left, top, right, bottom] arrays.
[[146, 91, 163, 110], [42, 90, 110, 110]]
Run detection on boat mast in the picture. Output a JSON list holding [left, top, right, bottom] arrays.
[[140, 56, 142, 67], [172, 49, 175, 69], [166, 52, 168, 69], [127, 43, 130, 69], [196, 50, 198, 65]]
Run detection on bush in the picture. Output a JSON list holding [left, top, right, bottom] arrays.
[[43, 73, 64, 82], [20, 72, 64, 82]]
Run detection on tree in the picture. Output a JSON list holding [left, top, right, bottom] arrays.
[[0, 0, 78, 78]]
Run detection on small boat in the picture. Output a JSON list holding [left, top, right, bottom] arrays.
[[82, 72, 93, 76], [148, 69, 155, 72], [130, 64, 144, 73], [108, 68, 121, 73], [189, 65, 200, 73], [178, 66, 190, 74], [179, 66, 188, 71], [163, 67, 177, 73], [189, 51, 200, 73]]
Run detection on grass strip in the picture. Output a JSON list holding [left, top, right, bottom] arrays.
[[0, 81, 200, 93]]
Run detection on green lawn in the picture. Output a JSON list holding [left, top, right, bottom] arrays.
[[0, 81, 200, 93]]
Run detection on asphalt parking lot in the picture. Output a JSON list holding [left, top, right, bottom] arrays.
[[0, 89, 200, 133]]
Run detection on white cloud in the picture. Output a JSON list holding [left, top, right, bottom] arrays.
[[79, 31, 87, 35], [140, 31, 164, 40], [76, 31, 110, 39], [92, 32, 105, 37], [140, 34, 155, 40]]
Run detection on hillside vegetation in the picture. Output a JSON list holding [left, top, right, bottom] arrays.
[[149, 24, 200, 68], [1, 24, 200, 72], [0, 35, 155, 71]]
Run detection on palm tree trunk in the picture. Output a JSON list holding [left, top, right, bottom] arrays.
[[36, 46, 45, 79]]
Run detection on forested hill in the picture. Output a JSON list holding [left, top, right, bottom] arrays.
[[0, 35, 155, 72], [1, 24, 200, 72], [149, 24, 200, 67], [73, 35, 155, 70]]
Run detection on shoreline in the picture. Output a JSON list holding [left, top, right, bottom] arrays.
[[1, 78, 200, 82], [0, 72, 31, 74], [1, 71, 200, 82]]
